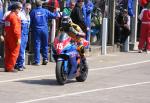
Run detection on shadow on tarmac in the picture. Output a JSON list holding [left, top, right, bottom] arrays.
[[15, 79, 77, 86]]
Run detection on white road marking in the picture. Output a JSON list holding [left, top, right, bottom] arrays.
[[17, 81, 150, 103], [90, 59, 150, 71], [0, 74, 55, 83], [0, 60, 150, 83]]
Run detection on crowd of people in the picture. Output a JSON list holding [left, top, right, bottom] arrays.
[[115, 0, 150, 54], [0, 0, 94, 72], [0, 0, 150, 72]]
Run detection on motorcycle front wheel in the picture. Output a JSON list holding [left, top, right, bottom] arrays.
[[56, 61, 67, 85]]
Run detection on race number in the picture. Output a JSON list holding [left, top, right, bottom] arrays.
[[56, 43, 63, 50]]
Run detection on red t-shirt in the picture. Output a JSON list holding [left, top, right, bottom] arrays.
[[48, 0, 60, 11], [140, 0, 149, 7]]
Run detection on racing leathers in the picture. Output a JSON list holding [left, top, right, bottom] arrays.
[[60, 22, 89, 56], [59, 21, 88, 78]]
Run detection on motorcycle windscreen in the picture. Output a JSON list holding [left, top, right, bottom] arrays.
[[56, 32, 70, 42]]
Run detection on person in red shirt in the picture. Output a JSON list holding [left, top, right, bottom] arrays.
[[139, 0, 149, 7], [48, 0, 60, 12], [4, 2, 22, 72], [138, 2, 150, 53]]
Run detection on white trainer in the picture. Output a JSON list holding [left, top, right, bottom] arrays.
[[138, 50, 143, 53], [146, 50, 150, 54]]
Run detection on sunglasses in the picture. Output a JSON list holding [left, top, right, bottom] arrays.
[[26, 7, 31, 10]]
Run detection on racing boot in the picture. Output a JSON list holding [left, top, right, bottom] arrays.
[[77, 45, 85, 57]]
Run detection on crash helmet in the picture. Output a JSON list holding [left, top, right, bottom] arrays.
[[61, 16, 72, 27]]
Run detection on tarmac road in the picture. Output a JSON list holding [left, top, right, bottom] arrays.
[[0, 51, 150, 103]]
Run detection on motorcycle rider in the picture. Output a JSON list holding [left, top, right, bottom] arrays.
[[58, 16, 88, 78], [59, 16, 89, 56]]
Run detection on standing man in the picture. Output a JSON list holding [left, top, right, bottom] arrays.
[[71, 0, 87, 33], [15, 3, 31, 71], [30, 0, 60, 65], [138, 2, 150, 53], [4, 2, 22, 72], [62, 0, 76, 16], [82, 0, 93, 45]]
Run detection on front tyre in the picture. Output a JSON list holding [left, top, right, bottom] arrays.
[[76, 58, 88, 82], [56, 61, 67, 85]]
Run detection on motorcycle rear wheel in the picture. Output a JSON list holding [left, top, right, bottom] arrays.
[[56, 61, 67, 85]]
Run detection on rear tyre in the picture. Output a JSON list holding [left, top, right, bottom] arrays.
[[56, 61, 67, 85]]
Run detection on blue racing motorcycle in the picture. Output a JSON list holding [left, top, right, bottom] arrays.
[[53, 32, 89, 85]]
